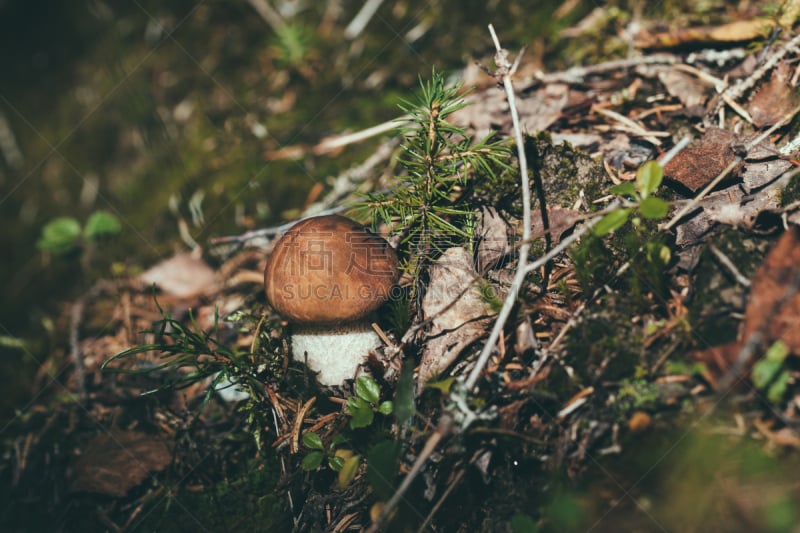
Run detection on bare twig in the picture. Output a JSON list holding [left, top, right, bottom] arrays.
[[534, 54, 679, 84], [246, 0, 286, 32], [659, 136, 691, 167], [464, 25, 531, 391], [264, 116, 410, 161], [69, 299, 87, 403], [522, 214, 606, 276], [210, 206, 347, 247], [366, 416, 451, 533], [344, 0, 385, 39], [369, 25, 531, 532], [593, 106, 667, 146], [416, 468, 465, 532], [709, 244, 751, 288], [312, 115, 410, 155]]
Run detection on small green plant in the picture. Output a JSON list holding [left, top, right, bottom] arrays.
[[301, 433, 362, 490], [273, 22, 315, 68], [37, 210, 122, 255], [354, 70, 511, 297], [751, 340, 791, 404], [102, 297, 269, 411], [301, 432, 352, 471], [300, 374, 402, 492], [593, 160, 670, 237], [573, 160, 672, 300], [346, 375, 393, 429]]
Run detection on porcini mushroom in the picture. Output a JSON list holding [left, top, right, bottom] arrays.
[[264, 214, 399, 385]]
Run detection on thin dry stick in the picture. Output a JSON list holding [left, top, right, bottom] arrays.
[[69, 299, 87, 403], [367, 417, 449, 533], [344, 0, 385, 39], [313, 115, 411, 155], [246, 0, 286, 32], [523, 213, 607, 276], [465, 24, 531, 391], [534, 54, 679, 84]]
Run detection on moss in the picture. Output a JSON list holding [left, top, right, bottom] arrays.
[[526, 132, 607, 210], [133, 457, 291, 531], [780, 172, 800, 206], [553, 6, 631, 67], [564, 294, 645, 384], [571, 216, 669, 305], [615, 379, 663, 412]]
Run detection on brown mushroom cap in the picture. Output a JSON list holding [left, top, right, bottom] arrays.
[[264, 215, 399, 324]]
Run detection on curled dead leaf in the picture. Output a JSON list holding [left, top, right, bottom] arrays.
[[475, 206, 510, 273], [748, 63, 800, 128], [531, 206, 582, 242], [419, 247, 495, 383], [139, 251, 219, 299]]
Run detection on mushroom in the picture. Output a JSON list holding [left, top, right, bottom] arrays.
[[264, 214, 399, 385]]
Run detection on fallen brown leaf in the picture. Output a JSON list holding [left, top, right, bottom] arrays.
[[748, 63, 800, 128], [741, 226, 800, 353], [663, 127, 740, 193], [636, 19, 774, 49], [475, 206, 510, 273], [657, 68, 709, 108], [139, 251, 220, 299], [70, 429, 171, 497], [531, 206, 582, 242], [419, 247, 495, 383]]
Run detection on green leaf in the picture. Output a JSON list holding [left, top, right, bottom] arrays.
[[592, 208, 631, 237], [639, 197, 670, 219], [378, 401, 393, 415], [330, 433, 348, 447], [355, 375, 381, 404], [302, 432, 324, 450], [367, 440, 402, 500], [347, 397, 374, 429], [84, 210, 122, 240], [752, 341, 789, 389], [609, 182, 637, 198], [328, 455, 345, 472], [393, 361, 416, 423], [635, 160, 663, 199], [337, 454, 361, 489], [301, 451, 324, 471], [37, 217, 82, 254], [425, 376, 456, 394], [766, 340, 790, 362], [767, 370, 790, 403]]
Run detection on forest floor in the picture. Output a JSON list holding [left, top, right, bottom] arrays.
[[4, 3, 800, 532]]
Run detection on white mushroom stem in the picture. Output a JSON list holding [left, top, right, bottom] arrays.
[[291, 321, 381, 385]]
